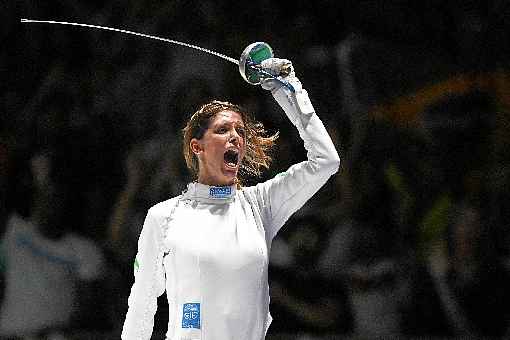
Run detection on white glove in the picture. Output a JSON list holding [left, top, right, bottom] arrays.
[[260, 58, 294, 78], [260, 58, 303, 93], [259, 58, 314, 128]]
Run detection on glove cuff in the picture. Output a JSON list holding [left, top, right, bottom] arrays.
[[273, 85, 315, 128]]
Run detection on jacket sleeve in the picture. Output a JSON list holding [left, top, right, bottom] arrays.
[[121, 208, 166, 340], [252, 85, 341, 240]]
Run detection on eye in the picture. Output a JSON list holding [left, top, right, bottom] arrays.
[[216, 127, 228, 134], [236, 126, 246, 137]]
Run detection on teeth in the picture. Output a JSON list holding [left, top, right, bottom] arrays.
[[224, 149, 239, 166]]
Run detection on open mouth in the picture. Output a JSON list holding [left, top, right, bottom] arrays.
[[224, 149, 239, 168]]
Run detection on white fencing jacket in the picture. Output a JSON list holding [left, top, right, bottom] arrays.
[[121, 84, 340, 340]]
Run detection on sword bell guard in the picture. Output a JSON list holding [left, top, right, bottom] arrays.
[[239, 42, 274, 85]]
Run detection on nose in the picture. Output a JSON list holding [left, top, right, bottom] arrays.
[[229, 129, 240, 145]]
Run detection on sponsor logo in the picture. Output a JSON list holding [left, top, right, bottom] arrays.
[[209, 186, 232, 199], [182, 303, 200, 329]]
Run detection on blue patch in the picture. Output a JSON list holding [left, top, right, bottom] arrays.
[[16, 235, 77, 270], [182, 303, 200, 329], [209, 186, 232, 199]]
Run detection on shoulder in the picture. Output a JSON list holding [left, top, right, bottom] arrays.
[[240, 177, 281, 204], [66, 232, 103, 255], [148, 196, 182, 218], [5, 213, 33, 237], [7, 213, 30, 228], [65, 233, 105, 279], [238, 184, 268, 215], [137, 196, 182, 242], [239, 185, 259, 203]]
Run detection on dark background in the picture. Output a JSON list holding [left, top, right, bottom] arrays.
[[2, 1, 510, 339]]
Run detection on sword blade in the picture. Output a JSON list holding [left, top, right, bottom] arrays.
[[21, 19, 240, 65]]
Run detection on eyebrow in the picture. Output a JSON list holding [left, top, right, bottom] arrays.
[[213, 120, 245, 128]]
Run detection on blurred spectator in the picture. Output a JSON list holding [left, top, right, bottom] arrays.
[[346, 258, 401, 338], [268, 215, 351, 336], [0, 152, 106, 339], [445, 197, 510, 337]]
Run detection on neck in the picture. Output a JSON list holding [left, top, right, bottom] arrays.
[[197, 176, 238, 187]]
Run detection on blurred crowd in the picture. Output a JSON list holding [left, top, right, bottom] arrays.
[[2, 1, 510, 339]]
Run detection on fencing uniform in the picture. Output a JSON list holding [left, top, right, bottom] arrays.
[[121, 79, 340, 340]]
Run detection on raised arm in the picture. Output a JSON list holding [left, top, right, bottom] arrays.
[[247, 59, 340, 239]]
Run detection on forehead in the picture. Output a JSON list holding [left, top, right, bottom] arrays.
[[210, 110, 244, 125]]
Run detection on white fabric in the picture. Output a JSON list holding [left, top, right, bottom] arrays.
[[260, 58, 294, 78], [0, 214, 104, 337], [121, 83, 340, 340]]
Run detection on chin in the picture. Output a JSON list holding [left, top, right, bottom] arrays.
[[221, 166, 238, 183], [221, 173, 238, 186], [222, 175, 237, 186]]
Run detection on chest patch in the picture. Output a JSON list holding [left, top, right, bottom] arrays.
[[182, 303, 201, 329], [209, 186, 232, 199]]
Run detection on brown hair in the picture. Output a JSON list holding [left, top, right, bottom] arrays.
[[182, 100, 279, 181]]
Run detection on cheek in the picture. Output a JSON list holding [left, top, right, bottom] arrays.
[[241, 139, 247, 157], [204, 137, 226, 158]]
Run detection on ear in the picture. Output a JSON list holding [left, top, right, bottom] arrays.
[[190, 138, 203, 155]]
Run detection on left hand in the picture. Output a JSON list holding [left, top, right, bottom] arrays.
[[260, 58, 294, 78], [260, 58, 303, 93]]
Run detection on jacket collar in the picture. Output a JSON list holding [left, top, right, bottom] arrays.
[[182, 182, 237, 203]]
